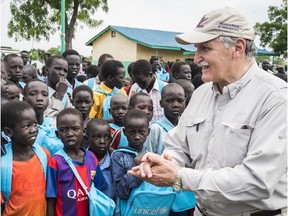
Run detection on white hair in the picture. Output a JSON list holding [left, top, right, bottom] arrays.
[[217, 36, 256, 59]]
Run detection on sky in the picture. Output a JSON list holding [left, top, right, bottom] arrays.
[[0, 0, 283, 57]]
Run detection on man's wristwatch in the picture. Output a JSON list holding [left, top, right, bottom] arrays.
[[172, 168, 183, 191]]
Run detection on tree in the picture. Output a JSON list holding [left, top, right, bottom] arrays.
[[30, 48, 45, 61], [47, 46, 61, 56], [8, 0, 108, 50], [255, 0, 287, 56]]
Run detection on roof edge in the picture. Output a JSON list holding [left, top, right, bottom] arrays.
[[85, 25, 195, 52], [85, 26, 111, 46]]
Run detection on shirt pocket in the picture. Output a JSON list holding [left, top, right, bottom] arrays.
[[221, 122, 254, 167], [187, 118, 206, 132], [186, 118, 210, 162]]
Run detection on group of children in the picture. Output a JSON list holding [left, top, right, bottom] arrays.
[[1, 51, 196, 216]]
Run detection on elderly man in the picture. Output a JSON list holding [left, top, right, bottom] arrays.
[[129, 6, 287, 216]]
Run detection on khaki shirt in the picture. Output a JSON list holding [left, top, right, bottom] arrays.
[[165, 62, 287, 215]]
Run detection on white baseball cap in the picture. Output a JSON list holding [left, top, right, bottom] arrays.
[[175, 6, 256, 44]]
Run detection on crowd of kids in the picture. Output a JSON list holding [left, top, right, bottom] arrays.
[[0, 50, 201, 216]]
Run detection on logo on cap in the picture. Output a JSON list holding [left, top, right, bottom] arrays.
[[218, 22, 240, 31], [196, 15, 208, 28]]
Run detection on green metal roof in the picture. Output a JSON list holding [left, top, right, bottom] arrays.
[[85, 25, 196, 52], [256, 48, 279, 56]]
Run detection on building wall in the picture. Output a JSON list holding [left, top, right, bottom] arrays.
[[91, 29, 137, 64], [136, 44, 194, 62], [90, 29, 195, 66]]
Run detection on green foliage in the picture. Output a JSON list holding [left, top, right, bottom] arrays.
[[272, 56, 286, 67], [255, 0, 287, 56], [8, 1, 53, 41], [47, 46, 61, 55], [8, 0, 109, 48], [29, 48, 45, 61], [256, 56, 286, 67]]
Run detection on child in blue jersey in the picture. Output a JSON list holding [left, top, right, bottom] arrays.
[[23, 79, 63, 155], [1, 92, 9, 156], [111, 110, 150, 200], [46, 108, 107, 216], [110, 93, 153, 149], [87, 119, 114, 200], [128, 93, 154, 122], [109, 93, 129, 132], [144, 83, 195, 216], [145, 83, 186, 154], [3, 54, 26, 92]]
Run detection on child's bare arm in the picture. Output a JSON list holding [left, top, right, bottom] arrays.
[[46, 198, 56, 216], [134, 152, 146, 165]]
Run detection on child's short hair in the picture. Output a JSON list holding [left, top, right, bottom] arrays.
[[1, 60, 9, 69], [132, 59, 151, 76], [189, 62, 202, 77], [174, 79, 195, 94], [86, 118, 109, 134], [191, 74, 204, 89], [161, 82, 185, 98], [3, 53, 21, 64], [5, 80, 18, 87], [171, 61, 189, 77], [123, 77, 133, 86], [87, 65, 99, 77], [129, 93, 151, 108], [149, 57, 158, 65], [98, 54, 113, 67], [127, 62, 135, 76], [20, 50, 29, 55], [46, 56, 66, 68], [1, 94, 9, 108], [1, 101, 33, 129], [23, 79, 47, 96], [62, 49, 80, 58], [111, 93, 128, 104], [101, 60, 124, 80], [82, 59, 91, 65], [72, 85, 93, 101], [56, 108, 83, 127], [123, 110, 150, 128], [76, 75, 87, 83]]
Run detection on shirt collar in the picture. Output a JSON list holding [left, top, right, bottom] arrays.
[[48, 86, 56, 97], [161, 116, 175, 128], [212, 61, 257, 98], [147, 78, 161, 92], [99, 152, 111, 169], [99, 82, 113, 92]]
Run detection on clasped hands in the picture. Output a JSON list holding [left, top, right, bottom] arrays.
[[128, 152, 179, 187]]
